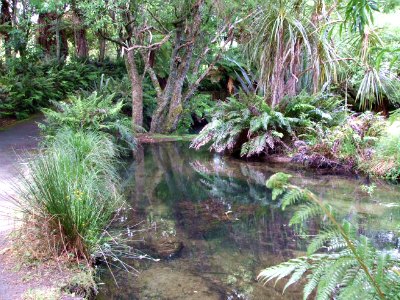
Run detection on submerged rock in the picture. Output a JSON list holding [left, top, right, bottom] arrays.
[[144, 234, 184, 259], [176, 199, 261, 236], [134, 266, 222, 300], [136, 218, 184, 259]]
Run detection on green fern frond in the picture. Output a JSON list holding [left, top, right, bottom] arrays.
[[289, 203, 323, 226], [281, 189, 308, 210], [307, 229, 341, 255], [257, 256, 310, 286], [261, 173, 393, 300]]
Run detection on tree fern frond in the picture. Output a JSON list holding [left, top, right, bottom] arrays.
[[257, 256, 310, 286], [303, 258, 335, 299], [289, 203, 322, 226], [316, 256, 358, 300], [307, 229, 341, 255]]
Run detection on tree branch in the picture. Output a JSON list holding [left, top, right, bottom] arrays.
[[124, 33, 171, 52], [140, 50, 163, 99], [183, 28, 235, 103], [99, 30, 125, 47], [146, 8, 169, 34]]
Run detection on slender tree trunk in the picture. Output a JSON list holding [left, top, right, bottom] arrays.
[[271, 27, 285, 108], [55, 18, 61, 61], [124, 49, 143, 128], [98, 32, 106, 62], [285, 40, 301, 97]]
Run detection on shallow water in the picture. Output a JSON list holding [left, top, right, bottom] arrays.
[[97, 142, 400, 300]]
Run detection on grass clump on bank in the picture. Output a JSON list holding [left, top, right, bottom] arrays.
[[15, 129, 122, 260], [363, 121, 400, 180]]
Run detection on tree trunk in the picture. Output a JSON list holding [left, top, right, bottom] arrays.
[[0, 0, 11, 59], [285, 40, 301, 97], [124, 49, 143, 128], [271, 26, 285, 108], [150, 1, 205, 133], [73, 10, 88, 59], [37, 12, 57, 58], [98, 32, 106, 62], [164, 46, 195, 133]]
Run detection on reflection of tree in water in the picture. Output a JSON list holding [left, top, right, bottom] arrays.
[[187, 159, 304, 256], [124, 142, 399, 258]]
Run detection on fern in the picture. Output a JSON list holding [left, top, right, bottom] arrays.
[[258, 172, 398, 299], [40, 91, 138, 151], [191, 93, 297, 157]]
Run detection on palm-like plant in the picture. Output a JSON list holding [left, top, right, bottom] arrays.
[[258, 173, 400, 299], [247, 0, 339, 107]]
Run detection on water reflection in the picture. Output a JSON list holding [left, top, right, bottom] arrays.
[[98, 142, 400, 300]]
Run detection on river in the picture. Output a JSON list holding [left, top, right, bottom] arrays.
[[97, 142, 400, 300]]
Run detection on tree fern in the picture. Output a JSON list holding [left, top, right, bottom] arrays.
[[258, 172, 399, 299]]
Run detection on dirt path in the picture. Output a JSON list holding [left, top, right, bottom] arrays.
[[0, 116, 42, 299], [0, 115, 42, 233], [0, 117, 86, 300]]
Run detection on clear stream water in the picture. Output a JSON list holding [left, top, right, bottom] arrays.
[[97, 142, 400, 300]]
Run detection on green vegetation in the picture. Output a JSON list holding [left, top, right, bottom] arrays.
[[1, 0, 400, 298], [259, 173, 400, 299], [0, 59, 119, 119], [40, 91, 137, 151], [191, 92, 344, 157], [16, 130, 122, 259]]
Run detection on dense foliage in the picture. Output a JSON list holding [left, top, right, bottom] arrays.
[[0, 60, 108, 119], [1, 0, 400, 297], [40, 91, 137, 151], [191, 92, 344, 157]]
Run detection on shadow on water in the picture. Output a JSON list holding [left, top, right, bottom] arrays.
[[97, 142, 400, 300]]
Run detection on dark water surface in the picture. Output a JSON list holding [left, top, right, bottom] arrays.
[[97, 142, 400, 300]]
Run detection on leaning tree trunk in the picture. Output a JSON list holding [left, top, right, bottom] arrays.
[[150, 0, 205, 133], [125, 49, 143, 128], [149, 24, 184, 133], [164, 46, 195, 133]]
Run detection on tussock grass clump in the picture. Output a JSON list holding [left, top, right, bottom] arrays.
[[16, 130, 122, 260], [364, 122, 400, 180]]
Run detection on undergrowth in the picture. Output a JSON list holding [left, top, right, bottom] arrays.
[[40, 91, 138, 151], [191, 91, 343, 157]]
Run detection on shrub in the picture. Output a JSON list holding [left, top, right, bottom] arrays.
[[40, 91, 137, 150], [191, 92, 342, 157], [90, 74, 157, 130], [293, 112, 386, 170], [0, 59, 117, 119], [16, 130, 122, 259], [177, 93, 214, 134], [280, 91, 346, 142]]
